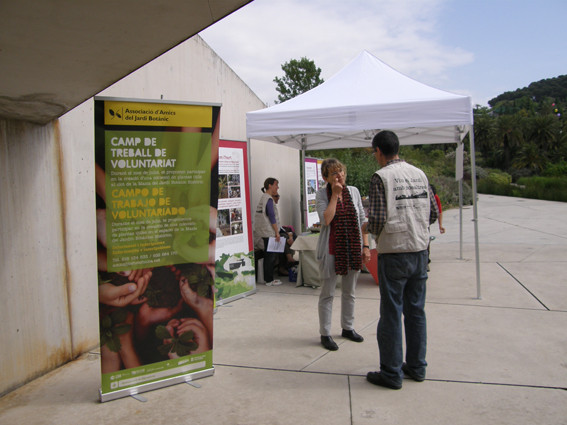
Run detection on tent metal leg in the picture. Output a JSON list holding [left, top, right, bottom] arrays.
[[469, 130, 482, 299], [301, 138, 307, 232]]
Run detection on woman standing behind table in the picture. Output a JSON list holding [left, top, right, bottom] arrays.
[[316, 159, 371, 351], [253, 177, 283, 286]]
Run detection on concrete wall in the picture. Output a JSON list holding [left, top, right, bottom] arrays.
[[58, 100, 100, 361], [0, 120, 72, 394], [0, 35, 301, 396]]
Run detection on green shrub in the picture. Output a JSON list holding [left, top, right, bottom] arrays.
[[430, 175, 472, 209], [478, 174, 567, 202], [476, 169, 514, 196], [509, 167, 535, 182], [543, 161, 567, 177], [516, 176, 567, 202], [486, 169, 512, 185], [477, 179, 515, 196]]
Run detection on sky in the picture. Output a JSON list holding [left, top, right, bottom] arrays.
[[199, 0, 567, 108]]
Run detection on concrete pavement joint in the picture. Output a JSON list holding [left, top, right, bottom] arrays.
[[215, 364, 567, 391], [426, 301, 549, 312], [299, 348, 339, 371], [425, 378, 567, 391], [214, 363, 359, 377], [497, 263, 550, 310], [347, 375, 354, 425]]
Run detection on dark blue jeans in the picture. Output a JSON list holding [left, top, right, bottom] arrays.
[[377, 250, 428, 384]]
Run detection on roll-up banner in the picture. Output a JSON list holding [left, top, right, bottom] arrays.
[[94, 97, 220, 402], [214, 140, 255, 304]]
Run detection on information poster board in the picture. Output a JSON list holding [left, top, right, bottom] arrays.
[[305, 157, 325, 228], [94, 97, 219, 402], [214, 140, 255, 303], [304, 157, 319, 228], [316, 159, 325, 192]]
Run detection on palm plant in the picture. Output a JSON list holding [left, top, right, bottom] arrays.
[[513, 142, 547, 173], [527, 115, 559, 155], [473, 113, 495, 156], [495, 114, 524, 170]]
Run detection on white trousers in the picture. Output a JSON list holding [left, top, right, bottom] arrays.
[[318, 254, 360, 336]]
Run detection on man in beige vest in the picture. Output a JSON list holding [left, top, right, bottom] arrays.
[[363, 130, 438, 389]]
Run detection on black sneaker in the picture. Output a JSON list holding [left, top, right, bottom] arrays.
[[320, 336, 338, 351], [366, 372, 402, 390], [402, 362, 425, 382]]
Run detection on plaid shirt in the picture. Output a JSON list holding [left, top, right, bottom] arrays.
[[367, 159, 438, 236]]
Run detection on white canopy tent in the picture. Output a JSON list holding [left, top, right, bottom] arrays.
[[246, 51, 481, 298]]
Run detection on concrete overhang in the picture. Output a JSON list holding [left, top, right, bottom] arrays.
[[0, 0, 252, 124]]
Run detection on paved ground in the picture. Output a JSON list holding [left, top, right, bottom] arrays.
[[1, 194, 566, 425]]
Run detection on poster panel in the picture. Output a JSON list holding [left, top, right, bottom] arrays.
[[214, 140, 256, 303], [316, 159, 325, 189], [304, 157, 320, 228], [94, 97, 219, 402]]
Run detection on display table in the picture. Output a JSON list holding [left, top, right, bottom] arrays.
[[291, 232, 378, 287], [290, 233, 321, 288]]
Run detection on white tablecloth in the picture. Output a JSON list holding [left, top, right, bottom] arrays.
[[290, 233, 321, 288]]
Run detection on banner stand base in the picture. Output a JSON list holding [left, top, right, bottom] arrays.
[[216, 289, 257, 309], [130, 394, 147, 402], [100, 367, 214, 403], [186, 381, 201, 388]]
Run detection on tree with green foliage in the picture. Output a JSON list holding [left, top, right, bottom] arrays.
[[513, 142, 547, 173], [489, 74, 567, 107], [527, 115, 559, 154], [495, 114, 524, 170], [309, 147, 376, 197], [473, 106, 494, 156], [273, 57, 324, 103]]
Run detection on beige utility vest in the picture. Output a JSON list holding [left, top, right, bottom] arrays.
[[376, 162, 430, 253], [254, 192, 280, 239]]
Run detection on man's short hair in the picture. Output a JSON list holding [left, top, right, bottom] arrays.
[[372, 130, 400, 157]]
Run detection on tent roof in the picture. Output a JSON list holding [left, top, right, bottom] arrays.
[[246, 51, 473, 150]]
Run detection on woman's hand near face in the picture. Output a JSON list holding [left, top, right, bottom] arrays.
[[331, 178, 343, 196], [331, 171, 344, 196]]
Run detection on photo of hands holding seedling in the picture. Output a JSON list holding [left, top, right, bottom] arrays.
[[98, 263, 214, 373]]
